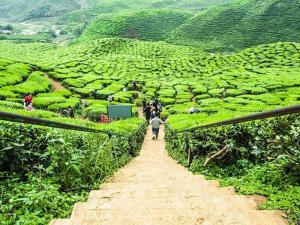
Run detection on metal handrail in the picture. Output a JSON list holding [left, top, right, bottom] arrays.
[[177, 104, 300, 134], [0, 111, 148, 137], [0, 111, 115, 135]]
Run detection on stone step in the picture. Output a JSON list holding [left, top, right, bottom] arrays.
[[49, 219, 71, 225], [67, 209, 287, 225]]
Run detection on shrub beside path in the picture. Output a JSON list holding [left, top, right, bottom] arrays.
[[50, 126, 288, 225]]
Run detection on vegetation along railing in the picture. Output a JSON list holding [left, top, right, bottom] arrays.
[[175, 104, 300, 166], [0, 111, 116, 135], [177, 104, 300, 134], [0, 111, 148, 138]]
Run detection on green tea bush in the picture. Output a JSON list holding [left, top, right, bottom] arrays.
[[225, 89, 246, 97], [37, 90, 72, 98], [168, 102, 199, 114], [0, 118, 146, 224], [166, 114, 300, 223], [195, 94, 210, 102], [34, 97, 67, 109], [63, 78, 86, 88], [84, 104, 107, 122], [192, 86, 208, 95], [0, 89, 18, 99], [0, 100, 23, 109], [0, 106, 60, 119], [208, 88, 225, 98], [160, 97, 175, 106], [13, 72, 52, 95], [48, 98, 81, 111], [0, 71, 24, 87], [158, 89, 176, 98], [241, 86, 268, 94]]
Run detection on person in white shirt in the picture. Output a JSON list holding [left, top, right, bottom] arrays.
[[150, 113, 165, 140], [108, 95, 113, 103]]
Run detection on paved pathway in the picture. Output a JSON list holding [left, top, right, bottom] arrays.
[[50, 127, 287, 225]]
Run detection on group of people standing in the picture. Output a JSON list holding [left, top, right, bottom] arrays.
[[143, 99, 165, 140], [143, 99, 162, 123]]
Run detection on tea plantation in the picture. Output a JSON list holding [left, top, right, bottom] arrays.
[[0, 0, 300, 224], [168, 0, 300, 51]]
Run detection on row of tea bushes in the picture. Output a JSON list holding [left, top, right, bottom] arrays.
[[165, 114, 300, 223], [0, 117, 146, 224]]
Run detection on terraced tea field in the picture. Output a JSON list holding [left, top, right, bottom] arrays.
[[0, 39, 299, 126], [1, 40, 300, 225]]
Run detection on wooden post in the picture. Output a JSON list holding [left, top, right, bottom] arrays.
[[188, 148, 193, 167], [187, 131, 193, 167]]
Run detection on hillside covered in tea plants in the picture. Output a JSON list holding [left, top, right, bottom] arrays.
[[77, 0, 300, 52], [78, 10, 192, 42], [168, 0, 300, 51], [0, 0, 299, 224], [0, 38, 299, 123]]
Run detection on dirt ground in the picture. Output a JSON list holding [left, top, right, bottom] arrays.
[[45, 74, 66, 91], [50, 127, 288, 225]]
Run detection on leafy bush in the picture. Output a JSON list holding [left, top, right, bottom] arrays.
[[13, 72, 52, 95], [84, 104, 107, 122], [160, 97, 175, 106], [0, 118, 146, 224], [166, 114, 300, 223], [34, 97, 67, 108]]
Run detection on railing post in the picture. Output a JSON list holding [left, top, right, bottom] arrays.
[[188, 148, 194, 167], [186, 132, 194, 167]]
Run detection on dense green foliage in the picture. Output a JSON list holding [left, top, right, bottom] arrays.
[[0, 118, 146, 224], [168, 0, 300, 51], [0, 1, 299, 223], [0, 0, 232, 44], [0, 0, 232, 21], [0, 0, 81, 21], [79, 10, 191, 42], [0, 39, 299, 122], [166, 115, 300, 224]]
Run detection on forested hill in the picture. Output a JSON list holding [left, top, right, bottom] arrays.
[[0, 0, 81, 21], [0, 0, 232, 21], [167, 0, 300, 51]]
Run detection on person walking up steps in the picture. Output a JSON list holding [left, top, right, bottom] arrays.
[[144, 103, 152, 124], [150, 113, 165, 140]]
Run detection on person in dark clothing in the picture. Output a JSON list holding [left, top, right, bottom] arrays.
[[68, 106, 75, 118], [142, 100, 147, 111], [189, 107, 201, 114], [153, 101, 158, 111], [132, 81, 138, 90], [64, 106, 75, 118], [143, 104, 152, 124]]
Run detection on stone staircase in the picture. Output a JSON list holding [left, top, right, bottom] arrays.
[[50, 127, 287, 225]]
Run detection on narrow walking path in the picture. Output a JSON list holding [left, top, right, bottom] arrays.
[[50, 127, 287, 225], [45, 73, 67, 91]]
